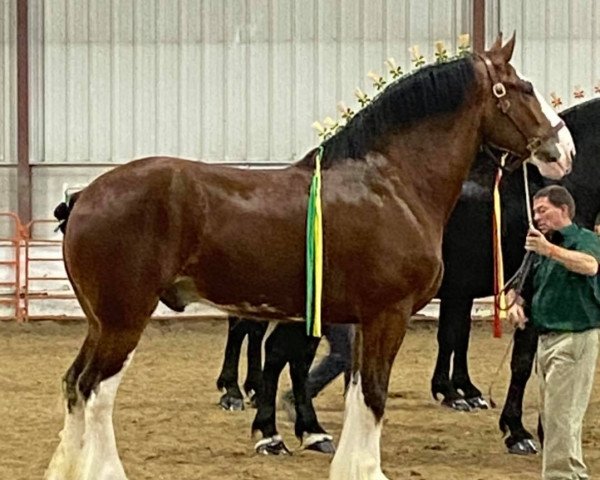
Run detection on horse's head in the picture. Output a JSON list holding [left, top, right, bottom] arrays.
[[477, 33, 574, 180]]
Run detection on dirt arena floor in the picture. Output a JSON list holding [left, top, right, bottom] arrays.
[[2, 319, 600, 480]]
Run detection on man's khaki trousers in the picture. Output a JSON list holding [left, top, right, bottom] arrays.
[[538, 329, 599, 480]]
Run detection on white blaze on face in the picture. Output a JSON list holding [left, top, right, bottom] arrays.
[[516, 71, 575, 179], [329, 374, 389, 480]]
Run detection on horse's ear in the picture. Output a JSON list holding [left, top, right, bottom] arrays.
[[489, 33, 503, 52], [500, 31, 516, 62]]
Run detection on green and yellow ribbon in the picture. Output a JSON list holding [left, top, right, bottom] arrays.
[[306, 146, 324, 337]]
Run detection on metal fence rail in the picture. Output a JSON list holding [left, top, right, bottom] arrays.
[[0, 213, 23, 321]]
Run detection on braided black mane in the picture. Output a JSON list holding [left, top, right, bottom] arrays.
[[317, 56, 476, 168]]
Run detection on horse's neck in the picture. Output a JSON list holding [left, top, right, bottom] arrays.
[[387, 104, 483, 225]]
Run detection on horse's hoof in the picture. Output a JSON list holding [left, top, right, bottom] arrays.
[[255, 435, 292, 455], [508, 439, 538, 455], [466, 396, 489, 409], [304, 433, 336, 454], [219, 394, 244, 411], [442, 398, 472, 412], [306, 439, 336, 454]]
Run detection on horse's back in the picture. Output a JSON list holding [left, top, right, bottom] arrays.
[[62, 156, 312, 318]]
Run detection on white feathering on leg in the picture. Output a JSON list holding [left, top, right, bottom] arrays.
[[329, 373, 389, 480]]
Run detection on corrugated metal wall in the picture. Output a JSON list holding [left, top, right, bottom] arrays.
[[0, 0, 16, 165], [487, 0, 600, 109], [0, 0, 17, 214], [31, 0, 473, 165], [2, 0, 599, 219]]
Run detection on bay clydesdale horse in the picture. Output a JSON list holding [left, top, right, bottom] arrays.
[[47, 34, 573, 480]]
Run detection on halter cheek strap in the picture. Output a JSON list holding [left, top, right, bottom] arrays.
[[477, 53, 566, 158]]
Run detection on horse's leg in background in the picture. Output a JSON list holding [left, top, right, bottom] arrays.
[[216, 316, 251, 411], [243, 319, 269, 407], [306, 324, 354, 398], [431, 297, 471, 411], [499, 320, 538, 455], [280, 324, 354, 421], [286, 324, 335, 454], [46, 299, 149, 480], [330, 306, 409, 480], [451, 298, 488, 409], [252, 323, 293, 455], [252, 322, 334, 455]]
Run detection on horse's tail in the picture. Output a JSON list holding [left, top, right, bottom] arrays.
[[54, 191, 81, 234]]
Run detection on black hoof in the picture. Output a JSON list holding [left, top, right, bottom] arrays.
[[219, 394, 244, 411], [465, 396, 489, 409], [508, 439, 538, 455], [304, 434, 336, 454], [442, 398, 472, 412], [255, 435, 292, 455]]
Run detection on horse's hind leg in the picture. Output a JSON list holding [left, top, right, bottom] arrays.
[[330, 306, 409, 480], [75, 321, 146, 480], [46, 301, 148, 480], [45, 328, 98, 480]]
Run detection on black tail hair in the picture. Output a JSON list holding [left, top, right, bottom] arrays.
[[54, 191, 81, 234]]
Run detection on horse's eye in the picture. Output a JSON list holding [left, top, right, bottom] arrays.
[[522, 81, 534, 96]]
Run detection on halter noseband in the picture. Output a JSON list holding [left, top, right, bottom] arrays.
[[477, 53, 565, 165]]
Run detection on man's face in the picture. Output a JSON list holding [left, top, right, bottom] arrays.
[[595, 223, 600, 236], [532, 196, 571, 234]]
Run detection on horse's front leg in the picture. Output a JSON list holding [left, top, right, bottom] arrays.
[[330, 306, 409, 480], [252, 324, 291, 455], [285, 324, 335, 454], [431, 297, 471, 411], [450, 298, 488, 409], [216, 316, 248, 411], [243, 320, 268, 407], [499, 321, 538, 455]]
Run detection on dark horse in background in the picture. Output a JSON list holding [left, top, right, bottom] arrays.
[[46, 35, 572, 480], [432, 96, 600, 454], [215, 317, 343, 454], [213, 104, 590, 457]]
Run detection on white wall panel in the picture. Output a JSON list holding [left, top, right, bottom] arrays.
[[31, 0, 474, 166], [489, 0, 600, 110], [0, 0, 16, 165]]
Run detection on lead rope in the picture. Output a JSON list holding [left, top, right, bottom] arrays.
[[488, 161, 534, 408], [495, 161, 535, 310]]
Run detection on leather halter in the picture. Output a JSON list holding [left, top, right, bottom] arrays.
[[477, 53, 565, 167]]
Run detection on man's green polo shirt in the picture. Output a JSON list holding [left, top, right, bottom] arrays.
[[532, 224, 600, 333]]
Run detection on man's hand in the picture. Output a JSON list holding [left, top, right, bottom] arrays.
[[507, 303, 528, 330], [525, 227, 552, 256], [506, 289, 528, 330]]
